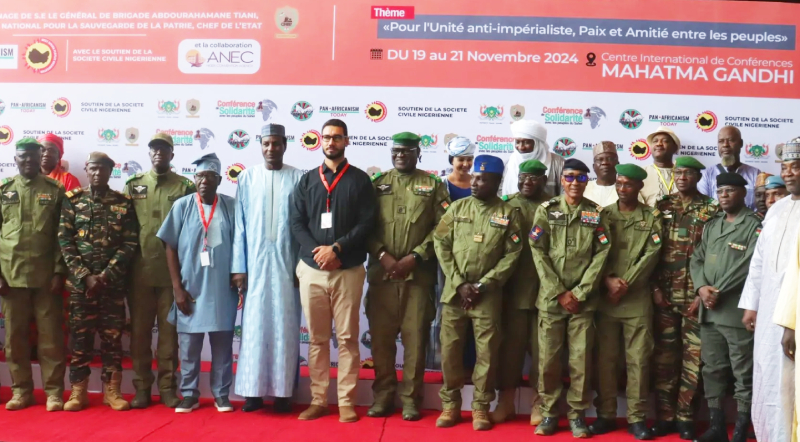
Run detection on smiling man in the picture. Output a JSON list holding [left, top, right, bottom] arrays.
[[642, 127, 681, 206], [583, 141, 621, 207], [698, 126, 761, 211]]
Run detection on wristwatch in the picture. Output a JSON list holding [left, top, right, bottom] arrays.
[[410, 252, 423, 265], [475, 282, 486, 293]]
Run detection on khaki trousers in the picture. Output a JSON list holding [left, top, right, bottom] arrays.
[[297, 260, 366, 407], [497, 308, 539, 398], [2, 287, 65, 397], [127, 285, 178, 393]]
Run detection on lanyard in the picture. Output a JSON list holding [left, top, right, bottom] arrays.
[[196, 193, 218, 250], [318, 163, 350, 213], [654, 166, 674, 195]]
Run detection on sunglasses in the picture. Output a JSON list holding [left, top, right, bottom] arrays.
[[563, 174, 588, 183]]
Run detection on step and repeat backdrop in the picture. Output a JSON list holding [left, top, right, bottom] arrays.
[[0, 0, 798, 366]]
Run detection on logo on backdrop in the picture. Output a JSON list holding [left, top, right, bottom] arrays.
[[542, 106, 583, 126], [479, 105, 504, 123], [186, 99, 200, 118], [0, 100, 5, 115], [51, 98, 71, 118], [258, 99, 278, 122], [476, 135, 513, 153], [97, 128, 120, 145], [365, 101, 387, 122], [217, 100, 256, 118], [157, 100, 181, 117], [23, 38, 57, 74], [649, 114, 691, 127], [125, 128, 139, 146], [178, 39, 261, 75], [299, 356, 308, 366], [0, 126, 13, 145], [0, 45, 18, 70], [227, 130, 250, 150], [629, 139, 651, 160], [301, 130, 321, 151], [299, 326, 310, 344], [156, 129, 193, 146], [584, 106, 607, 128], [696, 111, 718, 133], [319, 104, 359, 118], [745, 144, 770, 160], [553, 137, 577, 158], [122, 161, 143, 177], [226, 163, 245, 183], [290, 101, 314, 121], [275, 6, 299, 38], [510, 104, 525, 121], [419, 134, 438, 152], [237, 293, 243, 310], [360, 330, 372, 349], [195, 128, 216, 150], [619, 109, 643, 130]]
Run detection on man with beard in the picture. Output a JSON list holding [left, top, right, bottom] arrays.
[[291, 119, 376, 423], [491, 159, 551, 426], [641, 127, 681, 206], [366, 132, 449, 421], [754, 172, 772, 216], [123, 132, 197, 408], [698, 126, 761, 211], [38, 133, 80, 191], [584, 141, 621, 207], [501, 119, 564, 196], [434, 155, 522, 431], [233, 124, 305, 413], [765, 176, 788, 211], [691, 173, 762, 442]]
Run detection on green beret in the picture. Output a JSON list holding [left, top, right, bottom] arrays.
[[15, 137, 43, 151], [674, 156, 706, 171], [716, 172, 747, 188], [615, 163, 647, 181], [392, 132, 421, 148], [519, 159, 547, 175]]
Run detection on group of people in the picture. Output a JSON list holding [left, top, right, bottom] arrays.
[[0, 118, 798, 442]]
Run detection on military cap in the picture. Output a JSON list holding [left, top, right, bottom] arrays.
[[781, 136, 800, 161], [674, 156, 706, 170], [615, 163, 647, 181], [563, 158, 590, 173], [392, 132, 421, 148], [592, 141, 617, 158], [519, 159, 547, 175], [716, 172, 748, 188], [765, 176, 786, 190], [473, 154, 504, 174], [86, 151, 115, 168], [15, 137, 43, 151], [149, 132, 174, 149], [261, 123, 285, 138], [192, 152, 221, 175]]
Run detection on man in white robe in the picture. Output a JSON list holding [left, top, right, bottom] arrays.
[[501, 119, 564, 197], [232, 124, 304, 412]]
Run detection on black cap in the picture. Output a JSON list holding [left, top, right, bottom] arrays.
[[716, 172, 748, 188], [563, 158, 590, 173]]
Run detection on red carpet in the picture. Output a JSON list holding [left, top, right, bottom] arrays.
[[0, 387, 735, 442]]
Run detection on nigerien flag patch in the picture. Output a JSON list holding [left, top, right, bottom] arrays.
[[511, 233, 520, 244], [756, 227, 762, 237], [652, 233, 661, 244]]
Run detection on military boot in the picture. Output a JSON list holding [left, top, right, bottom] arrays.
[[730, 412, 751, 442], [4, 392, 34, 410], [530, 400, 544, 426], [490, 389, 516, 424], [695, 408, 728, 442], [102, 371, 130, 411], [130, 389, 151, 409], [64, 379, 90, 412], [472, 410, 493, 431], [436, 408, 463, 428]]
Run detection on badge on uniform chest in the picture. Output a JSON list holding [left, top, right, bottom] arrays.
[[132, 185, 148, 199], [473, 234, 484, 243], [1, 190, 19, 204], [376, 184, 392, 195], [580, 211, 600, 226], [729, 242, 747, 251], [37, 193, 53, 205], [489, 213, 509, 228], [413, 185, 433, 196]]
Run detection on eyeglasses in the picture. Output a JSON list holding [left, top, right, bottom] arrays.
[[563, 174, 588, 183], [322, 135, 346, 143], [519, 173, 545, 182], [194, 173, 218, 182], [390, 148, 418, 156]]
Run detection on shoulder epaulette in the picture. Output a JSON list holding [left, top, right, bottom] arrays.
[[65, 187, 83, 198], [0, 177, 14, 187], [429, 173, 442, 183], [652, 207, 662, 217], [183, 177, 194, 187], [541, 198, 558, 209], [42, 176, 61, 187], [596, 204, 603, 212], [501, 195, 510, 201], [752, 211, 765, 221], [370, 171, 383, 182], [125, 172, 144, 184]]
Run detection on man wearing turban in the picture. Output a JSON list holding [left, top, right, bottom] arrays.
[[501, 120, 564, 197]]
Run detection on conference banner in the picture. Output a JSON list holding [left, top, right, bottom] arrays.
[[0, 0, 798, 368]]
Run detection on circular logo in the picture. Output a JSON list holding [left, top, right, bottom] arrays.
[[619, 109, 643, 130], [696, 111, 718, 133], [629, 139, 652, 160], [226, 163, 245, 183], [365, 101, 387, 123], [552, 137, 577, 158], [301, 130, 321, 151], [360, 330, 372, 349], [51, 97, 71, 118], [0, 99, 5, 116], [745, 144, 769, 160], [291, 101, 314, 121], [24, 38, 57, 74], [0, 126, 13, 145], [227, 130, 250, 150], [185, 49, 205, 67], [299, 356, 308, 367], [237, 292, 243, 310]]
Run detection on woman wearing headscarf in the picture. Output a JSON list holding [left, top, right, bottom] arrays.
[[38, 133, 81, 191]]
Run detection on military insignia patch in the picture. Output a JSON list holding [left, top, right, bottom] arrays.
[[596, 232, 609, 244], [441, 201, 449, 210], [1, 190, 19, 204], [652, 233, 661, 244], [110, 205, 128, 215], [473, 234, 484, 243], [413, 185, 433, 196], [510, 233, 520, 244], [37, 193, 53, 205], [756, 227, 762, 236], [529, 225, 543, 241], [548, 210, 565, 221], [729, 242, 747, 251], [131, 185, 148, 199], [489, 213, 510, 227], [370, 172, 383, 182], [581, 211, 600, 225]]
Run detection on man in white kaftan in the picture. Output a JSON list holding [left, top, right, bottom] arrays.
[[232, 124, 304, 413], [501, 119, 564, 197]]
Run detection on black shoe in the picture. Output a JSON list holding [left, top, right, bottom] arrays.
[[589, 417, 617, 435], [677, 421, 696, 440], [402, 406, 421, 421], [651, 420, 677, 437], [535, 417, 559, 436], [175, 396, 199, 413], [570, 418, 592, 438], [695, 408, 729, 442], [273, 397, 291, 413], [366, 403, 394, 418], [629, 421, 654, 440], [731, 412, 751, 442], [241, 397, 264, 412], [214, 396, 234, 413]]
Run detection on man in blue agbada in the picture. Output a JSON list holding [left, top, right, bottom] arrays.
[[156, 152, 238, 413], [232, 124, 304, 413]]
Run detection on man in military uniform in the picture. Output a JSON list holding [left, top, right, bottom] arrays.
[[366, 132, 450, 421], [691, 173, 762, 442], [491, 159, 551, 426], [652, 157, 719, 439], [529, 158, 611, 438], [123, 132, 196, 408], [59, 152, 138, 411], [0, 138, 67, 411], [588, 164, 662, 440], [434, 155, 522, 431]]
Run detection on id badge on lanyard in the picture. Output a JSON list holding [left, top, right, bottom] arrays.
[[318, 163, 349, 229], [196, 194, 218, 267]]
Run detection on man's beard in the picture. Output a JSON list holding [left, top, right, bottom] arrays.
[[324, 149, 345, 160], [721, 154, 737, 167]]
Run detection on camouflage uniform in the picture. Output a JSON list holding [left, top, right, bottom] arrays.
[[58, 187, 138, 383], [652, 193, 719, 423]]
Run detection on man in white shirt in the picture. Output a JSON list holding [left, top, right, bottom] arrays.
[[583, 141, 620, 207], [641, 127, 680, 206]]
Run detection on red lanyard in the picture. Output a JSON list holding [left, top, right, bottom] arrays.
[[196, 193, 218, 250], [318, 163, 350, 213]]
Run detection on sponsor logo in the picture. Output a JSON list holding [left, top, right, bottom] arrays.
[[226, 163, 245, 183], [178, 39, 261, 74], [724, 115, 794, 130], [0, 126, 13, 145], [237, 293, 243, 310], [649, 114, 691, 126], [23, 38, 57, 74], [696, 111, 718, 133], [194, 128, 216, 149], [275, 6, 299, 38], [365, 101, 387, 122], [553, 137, 577, 158], [542, 106, 582, 125], [125, 128, 139, 146], [258, 99, 278, 122], [582, 142, 623, 151], [299, 326, 310, 344], [227, 130, 250, 149], [290, 101, 314, 121], [299, 356, 308, 366], [0, 99, 4, 115], [476, 135, 514, 153], [479, 105, 504, 122], [181, 166, 196, 177], [157, 100, 181, 117], [619, 109, 643, 130], [629, 139, 652, 160], [360, 330, 372, 349], [319, 104, 359, 118], [361, 357, 374, 369], [0, 45, 18, 70], [52, 98, 71, 117], [419, 134, 438, 152], [217, 100, 256, 118], [745, 143, 769, 160], [510, 104, 525, 121], [97, 128, 120, 145], [234, 325, 242, 340], [186, 98, 200, 117], [111, 163, 125, 179], [10, 101, 46, 113], [584, 106, 607, 129], [301, 130, 321, 151], [121, 161, 143, 177], [155, 129, 194, 147]]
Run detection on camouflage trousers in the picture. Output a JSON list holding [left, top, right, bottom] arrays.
[[652, 307, 702, 422], [68, 288, 126, 384]]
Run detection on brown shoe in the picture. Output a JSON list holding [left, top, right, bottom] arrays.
[[530, 402, 543, 426], [46, 395, 64, 412], [436, 408, 463, 428], [490, 389, 516, 424], [5, 393, 34, 410], [64, 379, 90, 412], [472, 410, 493, 431], [298, 404, 330, 421], [102, 371, 130, 411], [339, 406, 359, 423]]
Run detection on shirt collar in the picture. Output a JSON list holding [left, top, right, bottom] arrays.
[[321, 158, 349, 173]]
